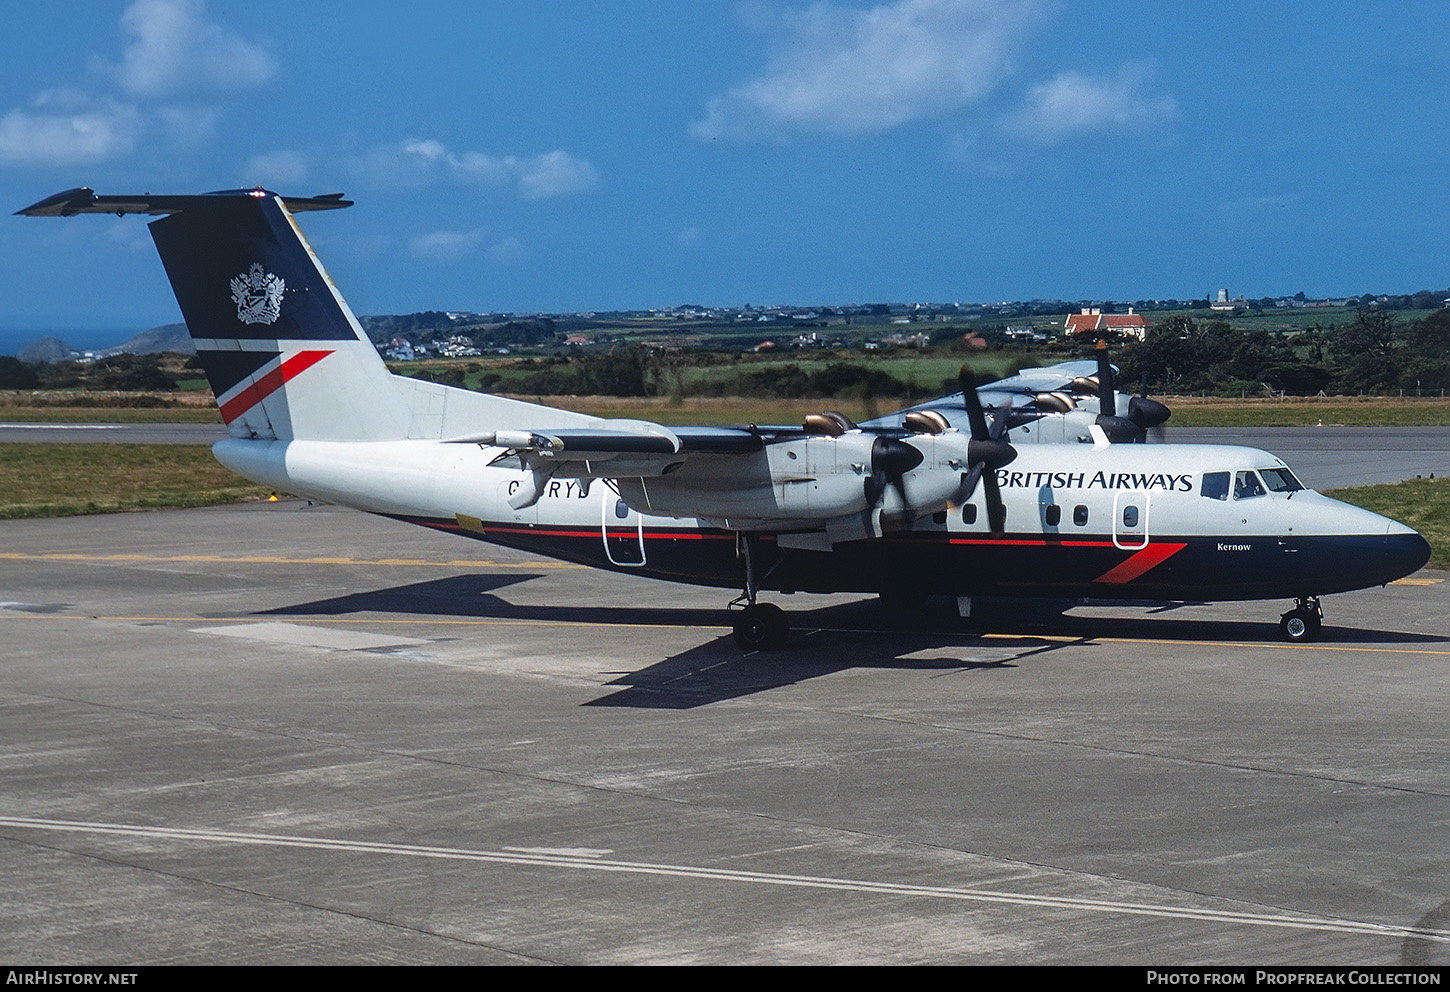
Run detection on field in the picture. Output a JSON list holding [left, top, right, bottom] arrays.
[[0, 391, 221, 423], [0, 444, 271, 518], [9, 391, 1450, 428]]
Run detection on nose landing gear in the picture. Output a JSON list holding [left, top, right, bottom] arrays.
[[1279, 596, 1323, 642]]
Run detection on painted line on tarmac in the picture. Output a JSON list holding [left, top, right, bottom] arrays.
[[2, 815, 1446, 944], [0, 423, 127, 430], [0, 551, 580, 569]]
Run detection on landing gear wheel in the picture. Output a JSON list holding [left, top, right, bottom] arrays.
[[1279, 607, 1321, 643], [733, 603, 789, 650]]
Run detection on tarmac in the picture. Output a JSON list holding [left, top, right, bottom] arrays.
[[3, 487, 1449, 964]]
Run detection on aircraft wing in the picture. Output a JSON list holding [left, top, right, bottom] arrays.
[[449, 418, 788, 510], [15, 186, 352, 216], [861, 360, 1101, 431], [447, 421, 768, 456]]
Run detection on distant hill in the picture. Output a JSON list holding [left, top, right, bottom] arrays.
[[16, 313, 492, 362], [17, 336, 81, 363], [100, 323, 194, 357]]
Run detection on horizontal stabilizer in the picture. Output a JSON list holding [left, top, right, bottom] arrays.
[[16, 187, 352, 217]]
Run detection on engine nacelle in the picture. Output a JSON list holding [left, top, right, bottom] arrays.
[[615, 431, 978, 526]]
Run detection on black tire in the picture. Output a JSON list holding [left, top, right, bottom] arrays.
[[1279, 608, 1321, 643], [733, 603, 789, 650]]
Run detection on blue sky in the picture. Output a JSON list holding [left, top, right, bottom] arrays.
[[2, 0, 1448, 346]]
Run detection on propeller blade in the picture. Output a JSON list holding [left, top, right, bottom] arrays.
[[953, 463, 985, 505], [983, 467, 1007, 534], [958, 366, 990, 441], [988, 394, 1014, 441], [1094, 339, 1117, 418], [1090, 339, 1147, 442]]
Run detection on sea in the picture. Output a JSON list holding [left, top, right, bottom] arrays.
[[0, 326, 140, 359]]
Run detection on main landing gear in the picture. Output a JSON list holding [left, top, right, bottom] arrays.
[[1279, 596, 1323, 643], [730, 534, 790, 650]]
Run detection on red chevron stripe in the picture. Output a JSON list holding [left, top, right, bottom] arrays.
[[219, 350, 333, 424], [1092, 542, 1187, 584]]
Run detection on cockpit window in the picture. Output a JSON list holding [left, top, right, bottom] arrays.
[[1260, 467, 1304, 493], [1201, 471, 1230, 500], [1234, 470, 1266, 499]]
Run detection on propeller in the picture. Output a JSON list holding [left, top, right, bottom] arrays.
[[1092, 339, 1143, 442], [863, 435, 924, 508], [954, 366, 1017, 532], [1127, 371, 1171, 441]]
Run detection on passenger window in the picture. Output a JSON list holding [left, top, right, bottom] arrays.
[[962, 504, 978, 524], [614, 499, 630, 519], [1045, 505, 1061, 526], [1234, 471, 1266, 500], [932, 510, 947, 525], [1201, 471, 1229, 501], [1122, 505, 1139, 528], [1073, 505, 1088, 526]]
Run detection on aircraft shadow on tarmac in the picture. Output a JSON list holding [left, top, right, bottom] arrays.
[[253, 572, 1448, 709]]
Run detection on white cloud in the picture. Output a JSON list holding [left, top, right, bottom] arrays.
[[245, 149, 309, 186], [410, 228, 486, 262], [116, 0, 276, 99], [361, 139, 600, 199], [692, 0, 1048, 140], [1005, 62, 1178, 143], [0, 95, 139, 165], [516, 150, 599, 199], [486, 237, 531, 265], [0, 2, 276, 169]]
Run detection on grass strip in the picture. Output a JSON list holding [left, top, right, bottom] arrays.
[[0, 443, 271, 519]]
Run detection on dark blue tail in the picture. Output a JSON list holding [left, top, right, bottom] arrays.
[[19, 188, 409, 441]]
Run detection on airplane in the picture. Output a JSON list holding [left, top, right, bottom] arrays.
[[18, 186, 1431, 649]]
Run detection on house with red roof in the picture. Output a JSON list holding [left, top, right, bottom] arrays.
[[1062, 307, 1152, 341]]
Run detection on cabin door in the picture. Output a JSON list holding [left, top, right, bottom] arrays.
[[1112, 492, 1150, 550], [602, 494, 647, 566]]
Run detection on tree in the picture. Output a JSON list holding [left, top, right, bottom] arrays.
[[0, 356, 38, 389]]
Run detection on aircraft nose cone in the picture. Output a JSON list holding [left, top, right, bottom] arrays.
[[1385, 530, 1432, 579]]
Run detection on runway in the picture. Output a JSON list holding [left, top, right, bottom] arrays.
[[2, 501, 1449, 964]]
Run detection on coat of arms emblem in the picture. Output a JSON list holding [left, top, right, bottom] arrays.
[[230, 263, 285, 325]]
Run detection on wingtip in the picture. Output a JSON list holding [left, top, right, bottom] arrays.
[[15, 187, 96, 216]]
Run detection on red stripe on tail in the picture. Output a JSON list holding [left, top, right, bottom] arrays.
[[219, 350, 333, 425]]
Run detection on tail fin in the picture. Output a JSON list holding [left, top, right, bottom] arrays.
[[18, 187, 408, 442]]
